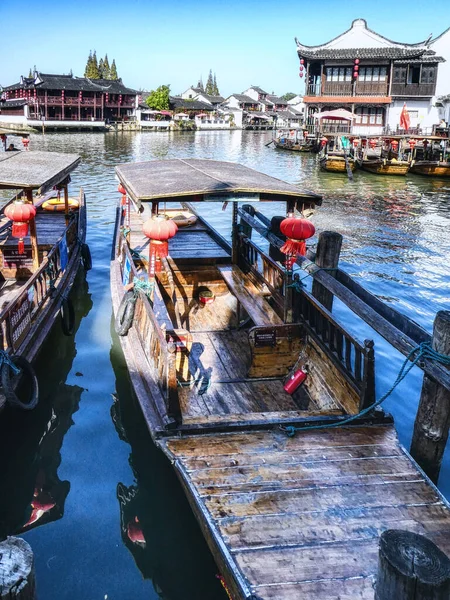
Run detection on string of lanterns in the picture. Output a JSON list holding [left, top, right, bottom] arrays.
[[299, 58, 305, 79]]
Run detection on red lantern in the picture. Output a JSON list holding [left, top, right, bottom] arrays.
[[4, 201, 37, 254], [409, 139, 417, 149], [369, 139, 377, 149], [320, 138, 327, 147], [143, 217, 178, 274], [391, 140, 399, 149], [353, 71, 358, 79], [299, 66, 304, 72], [354, 64, 359, 72], [279, 218, 315, 264], [22, 137, 30, 150], [353, 139, 359, 148], [354, 58, 360, 65], [299, 73, 304, 78], [300, 58, 305, 65]]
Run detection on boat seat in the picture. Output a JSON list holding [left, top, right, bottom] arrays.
[[218, 265, 282, 327]]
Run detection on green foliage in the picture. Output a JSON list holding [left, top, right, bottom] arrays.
[[84, 50, 100, 79], [84, 51, 92, 77], [103, 55, 110, 79], [98, 58, 104, 78], [197, 77, 204, 91], [110, 59, 118, 80], [146, 85, 170, 111], [205, 70, 214, 95], [212, 73, 220, 96], [28, 67, 33, 78], [280, 92, 297, 101]]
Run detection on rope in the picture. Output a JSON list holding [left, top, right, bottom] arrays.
[[286, 267, 336, 291], [280, 341, 450, 437], [0, 350, 20, 375], [122, 227, 130, 238], [131, 277, 154, 297]]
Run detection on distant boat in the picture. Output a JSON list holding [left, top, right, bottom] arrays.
[[361, 157, 410, 176]]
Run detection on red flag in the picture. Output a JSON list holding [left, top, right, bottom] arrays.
[[400, 103, 410, 130]]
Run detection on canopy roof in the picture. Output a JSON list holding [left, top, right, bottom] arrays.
[[0, 150, 80, 191], [116, 159, 321, 204], [315, 109, 354, 121]]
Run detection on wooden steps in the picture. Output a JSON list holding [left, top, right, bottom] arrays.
[[161, 425, 450, 600]]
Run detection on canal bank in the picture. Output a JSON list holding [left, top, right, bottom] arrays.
[[0, 130, 449, 599]]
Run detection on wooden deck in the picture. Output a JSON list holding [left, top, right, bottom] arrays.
[[161, 425, 450, 600]]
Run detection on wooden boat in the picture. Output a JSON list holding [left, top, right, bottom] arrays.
[[319, 153, 357, 172], [0, 150, 89, 413], [361, 158, 410, 176], [410, 160, 450, 177], [110, 158, 450, 599], [273, 139, 313, 152]]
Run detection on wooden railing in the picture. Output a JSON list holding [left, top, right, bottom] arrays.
[[355, 81, 389, 96], [0, 215, 79, 354], [237, 234, 285, 314], [390, 83, 436, 97], [118, 234, 179, 421], [323, 82, 353, 96], [293, 285, 375, 409]]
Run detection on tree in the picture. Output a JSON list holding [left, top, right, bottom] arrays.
[[98, 58, 104, 78], [281, 92, 297, 101], [110, 59, 118, 80], [145, 85, 170, 110], [91, 51, 100, 78], [205, 70, 214, 95], [213, 73, 220, 96], [197, 76, 204, 91], [103, 54, 111, 79], [28, 68, 33, 78], [84, 51, 93, 77]]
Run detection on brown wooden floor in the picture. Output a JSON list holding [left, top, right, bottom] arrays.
[[162, 425, 450, 600]]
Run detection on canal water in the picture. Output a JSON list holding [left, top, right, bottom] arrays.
[[0, 130, 449, 599]]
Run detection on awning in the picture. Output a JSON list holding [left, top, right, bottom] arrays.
[[195, 113, 209, 118], [159, 111, 172, 116], [314, 109, 354, 121], [175, 113, 189, 117]]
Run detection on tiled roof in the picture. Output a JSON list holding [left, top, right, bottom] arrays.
[[267, 95, 288, 105], [198, 94, 225, 103], [230, 94, 257, 102], [0, 99, 28, 108], [296, 47, 432, 60], [170, 97, 214, 110], [4, 73, 137, 94], [394, 54, 445, 64], [259, 99, 274, 106], [248, 86, 268, 94]]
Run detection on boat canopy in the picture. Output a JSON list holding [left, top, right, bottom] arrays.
[[315, 109, 354, 121], [0, 151, 80, 192], [115, 158, 322, 205]]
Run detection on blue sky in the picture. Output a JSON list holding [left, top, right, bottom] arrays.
[[1, 0, 448, 97]]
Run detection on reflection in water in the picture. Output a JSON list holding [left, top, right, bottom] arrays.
[[110, 340, 227, 600], [0, 271, 92, 539]]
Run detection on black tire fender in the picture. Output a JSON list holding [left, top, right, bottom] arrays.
[[60, 297, 75, 336], [1, 356, 39, 411], [115, 290, 136, 336]]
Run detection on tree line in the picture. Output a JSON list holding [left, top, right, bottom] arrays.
[[84, 52, 119, 80]]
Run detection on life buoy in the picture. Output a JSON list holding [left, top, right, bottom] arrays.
[[115, 290, 137, 336], [42, 198, 80, 212]]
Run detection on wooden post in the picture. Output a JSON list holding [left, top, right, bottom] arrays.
[[63, 184, 69, 226], [311, 231, 342, 312], [25, 189, 39, 271], [0, 536, 36, 599], [376, 529, 450, 600], [410, 310, 450, 482], [231, 202, 239, 264], [240, 204, 255, 239]]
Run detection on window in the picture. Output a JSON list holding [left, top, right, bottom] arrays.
[[326, 67, 353, 82], [332, 68, 339, 82], [407, 66, 421, 84], [421, 66, 436, 84], [380, 67, 387, 81], [393, 66, 407, 84], [345, 68, 352, 81], [355, 107, 385, 126]]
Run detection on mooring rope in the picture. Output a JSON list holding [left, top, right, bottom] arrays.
[[131, 277, 154, 297], [280, 341, 450, 437], [0, 350, 21, 375]]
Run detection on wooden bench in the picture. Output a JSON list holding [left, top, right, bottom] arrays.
[[218, 265, 283, 327]]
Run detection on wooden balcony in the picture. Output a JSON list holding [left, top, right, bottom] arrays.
[[355, 81, 388, 96], [390, 83, 436, 97], [307, 81, 389, 98], [323, 82, 353, 96]]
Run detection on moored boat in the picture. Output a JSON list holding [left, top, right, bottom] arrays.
[[319, 153, 357, 172], [410, 161, 450, 177], [0, 150, 89, 413], [361, 157, 410, 176], [110, 158, 450, 599]]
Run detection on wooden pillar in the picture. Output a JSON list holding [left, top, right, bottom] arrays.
[[376, 530, 450, 600], [410, 310, 450, 483], [231, 201, 239, 264], [311, 231, 342, 312], [0, 536, 36, 599], [25, 189, 39, 271], [44, 90, 48, 121], [240, 204, 255, 239], [63, 184, 69, 226]]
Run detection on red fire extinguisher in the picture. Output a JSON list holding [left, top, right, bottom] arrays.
[[284, 366, 308, 394]]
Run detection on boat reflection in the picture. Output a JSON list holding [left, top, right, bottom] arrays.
[[110, 340, 227, 600], [0, 270, 92, 539]]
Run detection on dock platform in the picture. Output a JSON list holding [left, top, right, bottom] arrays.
[[160, 424, 450, 600]]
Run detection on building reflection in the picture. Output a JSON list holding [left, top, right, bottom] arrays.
[[0, 270, 92, 539], [110, 340, 227, 600]]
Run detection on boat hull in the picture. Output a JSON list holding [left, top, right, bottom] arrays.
[[361, 160, 409, 176], [410, 162, 450, 177], [274, 141, 313, 152], [320, 156, 357, 173]]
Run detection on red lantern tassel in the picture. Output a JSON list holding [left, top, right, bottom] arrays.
[[18, 238, 25, 254], [280, 238, 306, 256]]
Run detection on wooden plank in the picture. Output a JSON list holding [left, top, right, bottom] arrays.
[[208, 331, 251, 380], [205, 480, 441, 519], [256, 576, 375, 599], [181, 409, 343, 427]]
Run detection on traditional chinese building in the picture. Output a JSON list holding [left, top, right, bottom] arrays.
[[296, 19, 446, 135], [0, 71, 138, 130]]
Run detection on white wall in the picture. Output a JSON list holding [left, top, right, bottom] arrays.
[[387, 99, 440, 131], [430, 28, 450, 97], [181, 88, 198, 99], [242, 88, 259, 101], [0, 115, 27, 124]]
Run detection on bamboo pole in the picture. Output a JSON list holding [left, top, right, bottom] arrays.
[[25, 189, 39, 271], [410, 310, 450, 482]]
